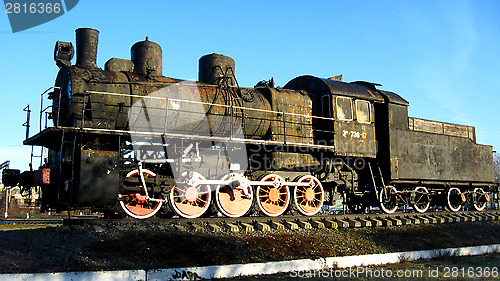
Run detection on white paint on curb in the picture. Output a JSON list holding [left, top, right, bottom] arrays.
[[1, 244, 499, 280], [0, 270, 146, 281], [151, 244, 500, 280], [148, 258, 325, 281], [325, 244, 500, 268]]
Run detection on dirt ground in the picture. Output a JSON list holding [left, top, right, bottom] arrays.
[[0, 220, 499, 274]]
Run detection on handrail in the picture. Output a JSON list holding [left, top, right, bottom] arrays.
[[39, 86, 61, 132], [83, 90, 338, 120], [78, 89, 340, 147]]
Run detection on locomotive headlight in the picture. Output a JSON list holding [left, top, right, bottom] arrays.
[[54, 41, 74, 67]]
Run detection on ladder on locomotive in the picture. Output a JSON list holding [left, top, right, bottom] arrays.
[[57, 129, 78, 202], [368, 161, 385, 200]]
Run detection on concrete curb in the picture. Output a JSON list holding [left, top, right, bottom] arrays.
[[0, 270, 146, 281], [1, 244, 499, 280]]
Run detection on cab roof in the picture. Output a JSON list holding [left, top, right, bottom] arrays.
[[285, 75, 385, 103]]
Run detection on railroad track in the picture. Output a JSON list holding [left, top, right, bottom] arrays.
[[61, 209, 500, 233], [0, 218, 64, 226]]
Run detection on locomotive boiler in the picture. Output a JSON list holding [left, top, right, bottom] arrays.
[[2, 28, 497, 219]]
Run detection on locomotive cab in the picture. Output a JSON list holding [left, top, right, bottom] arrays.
[[285, 75, 384, 158]]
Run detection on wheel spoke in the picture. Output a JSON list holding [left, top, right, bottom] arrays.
[[293, 175, 324, 216], [169, 172, 211, 218], [120, 169, 163, 219], [257, 174, 289, 217]]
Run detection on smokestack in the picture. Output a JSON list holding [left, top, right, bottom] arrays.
[[75, 28, 99, 69]]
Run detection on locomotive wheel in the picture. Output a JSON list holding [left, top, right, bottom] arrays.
[[379, 186, 398, 214], [445, 187, 463, 212], [472, 187, 488, 212], [215, 173, 254, 218], [293, 175, 324, 216], [119, 169, 163, 219], [413, 186, 430, 213], [346, 194, 366, 214], [169, 172, 211, 218], [256, 174, 290, 217]]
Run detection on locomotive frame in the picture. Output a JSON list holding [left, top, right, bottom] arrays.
[[3, 28, 498, 219]]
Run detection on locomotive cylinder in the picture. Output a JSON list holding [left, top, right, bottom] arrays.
[[131, 37, 163, 76], [75, 28, 99, 69], [199, 53, 236, 86]]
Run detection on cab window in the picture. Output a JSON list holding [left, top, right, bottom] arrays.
[[336, 96, 353, 121], [356, 100, 371, 123]]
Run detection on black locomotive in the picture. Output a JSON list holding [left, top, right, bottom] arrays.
[[3, 28, 497, 219]]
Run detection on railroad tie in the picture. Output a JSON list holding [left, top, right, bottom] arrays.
[[347, 218, 362, 228], [239, 222, 255, 232], [356, 218, 372, 227], [493, 212, 500, 221], [309, 220, 325, 229], [367, 217, 383, 227], [435, 216, 446, 224], [478, 214, 490, 221], [284, 220, 299, 230], [445, 215, 457, 223], [455, 214, 469, 222], [464, 214, 476, 222], [423, 215, 438, 224], [206, 223, 222, 232], [445, 214, 456, 222], [481, 213, 493, 221], [170, 224, 187, 232], [404, 216, 419, 225], [224, 222, 240, 233], [334, 219, 350, 228], [390, 217, 404, 226], [268, 221, 286, 231], [189, 223, 204, 232], [253, 221, 271, 232], [484, 213, 497, 221], [156, 224, 167, 231], [394, 216, 408, 225], [379, 217, 393, 227], [323, 220, 338, 229], [295, 219, 312, 230]]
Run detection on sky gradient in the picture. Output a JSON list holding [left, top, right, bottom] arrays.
[[1, 0, 499, 169]]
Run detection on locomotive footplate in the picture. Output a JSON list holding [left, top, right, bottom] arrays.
[[23, 126, 131, 149]]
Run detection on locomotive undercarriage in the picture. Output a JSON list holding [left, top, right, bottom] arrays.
[[347, 178, 491, 215], [20, 127, 494, 219]]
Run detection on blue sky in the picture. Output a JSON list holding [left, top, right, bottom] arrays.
[[0, 0, 499, 169]]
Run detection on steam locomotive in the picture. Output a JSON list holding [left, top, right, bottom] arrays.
[[2, 28, 497, 219]]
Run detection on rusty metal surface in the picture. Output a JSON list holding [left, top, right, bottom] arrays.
[[334, 121, 377, 157], [383, 100, 495, 184], [199, 53, 236, 86], [77, 150, 120, 206], [75, 28, 99, 69], [131, 37, 162, 77], [54, 41, 74, 67], [377, 90, 409, 106], [105, 58, 134, 72], [257, 86, 314, 145], [285, 75, 385, 102]]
